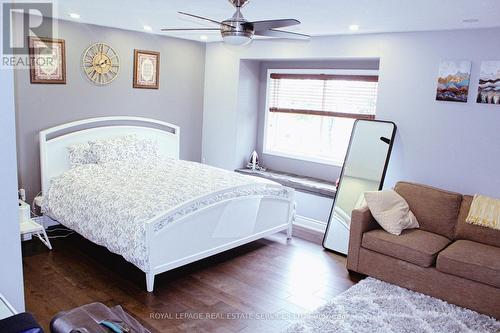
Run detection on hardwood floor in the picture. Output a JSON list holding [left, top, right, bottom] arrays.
[[22, 230, 361, 332]]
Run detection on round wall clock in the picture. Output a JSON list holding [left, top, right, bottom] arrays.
[[82, 42, 120, 85]]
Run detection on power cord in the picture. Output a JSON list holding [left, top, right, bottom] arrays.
[[46, 232, 74, 239], [46, 226, 74, 239]]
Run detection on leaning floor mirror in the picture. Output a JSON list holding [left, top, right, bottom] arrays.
[[323, 119, 396, 254]]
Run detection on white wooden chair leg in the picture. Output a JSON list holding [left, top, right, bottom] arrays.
[[146, 273, 155, 292], [35, 229, 53, 250], [42, 228, 53, 250]]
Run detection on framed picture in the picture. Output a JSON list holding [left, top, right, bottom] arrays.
[[29, 37, 66, 84], [133, 49, 160, 89], [477, 61, 500, 104], [436, 60, 471, 103]]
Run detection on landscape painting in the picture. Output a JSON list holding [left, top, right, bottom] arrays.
[[436, 60, 471, 103], [477, 61, 500, 104]]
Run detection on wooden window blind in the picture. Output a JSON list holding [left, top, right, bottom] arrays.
[[268, 73, 378, 120]]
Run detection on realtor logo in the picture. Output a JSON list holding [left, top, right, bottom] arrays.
[[1, 1, 54, 67]]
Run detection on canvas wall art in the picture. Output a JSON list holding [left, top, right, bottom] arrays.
[[436, 60, 471, 103], [477, 61, 500, 104]]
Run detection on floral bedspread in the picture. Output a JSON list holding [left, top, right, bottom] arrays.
[[43, 158, 293, 272]]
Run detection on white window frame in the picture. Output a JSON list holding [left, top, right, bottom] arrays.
[[262, 68, 380, 166]]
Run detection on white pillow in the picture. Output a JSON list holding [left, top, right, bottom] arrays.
[[364, 189, 419, 235], [67, 142, 95, 167], [90, 135, 158, 164]]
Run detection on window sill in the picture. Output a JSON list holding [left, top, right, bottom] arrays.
[[263, 150, 344, 168], [234, 168, 336, 198]]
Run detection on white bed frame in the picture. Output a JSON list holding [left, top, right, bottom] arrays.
[[39, 116, 294, 292]]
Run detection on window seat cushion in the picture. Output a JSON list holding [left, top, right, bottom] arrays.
[[235, 168, 336, 198]]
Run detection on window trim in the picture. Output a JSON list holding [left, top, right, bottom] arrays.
[[269, 107, 375, 120], [262, 68, 379, 166], [269, 73, 379, 82]]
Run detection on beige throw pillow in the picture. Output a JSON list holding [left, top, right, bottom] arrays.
[[364, 189, 419, 235]]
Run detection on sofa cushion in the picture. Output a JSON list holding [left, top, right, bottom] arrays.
[[362, 229, 451, 267], [394, 182, 462, 239], [455, 195, 500, 248], [436, 240, 500, 288]]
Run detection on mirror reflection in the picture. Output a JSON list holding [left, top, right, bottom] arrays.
[[323, 120, 396, 254]]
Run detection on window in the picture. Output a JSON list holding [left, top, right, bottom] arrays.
[[264, 70, 379, 165]]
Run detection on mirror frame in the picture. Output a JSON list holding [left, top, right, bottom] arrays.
[[322, 119, 397, 252]]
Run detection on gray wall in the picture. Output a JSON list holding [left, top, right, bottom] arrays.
[[14, 16, 206, 202], [203, 28, 500, 198], [257, 59, 380, 182], [0, 67, 25, 311], [235, 60, 261, 168]]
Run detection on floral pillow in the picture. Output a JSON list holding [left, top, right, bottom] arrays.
[[67, 142, 95, 167], [89, 135, 158, 164], [136, 137, 159, 159]]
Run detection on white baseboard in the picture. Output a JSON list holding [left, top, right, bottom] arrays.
[[21, 234, 32, 241], [294, 215, 327, 233]]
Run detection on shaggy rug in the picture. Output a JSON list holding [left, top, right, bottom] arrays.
[[283, 278, 500, 333]]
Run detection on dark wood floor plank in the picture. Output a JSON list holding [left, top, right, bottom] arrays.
[[225, 243, 357, 303], [22, 232, 360, 332]]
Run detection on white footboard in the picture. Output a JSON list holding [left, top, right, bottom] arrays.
[[144, 193, 295, 292]]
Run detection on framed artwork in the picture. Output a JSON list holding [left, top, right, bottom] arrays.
[[435, 60, 471, 103], [29, 37, 66, 84], [477, 61, 500, 104], [133, 50, 160, 89]]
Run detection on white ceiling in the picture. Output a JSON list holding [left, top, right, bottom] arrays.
[[52, 0, 500, 42]]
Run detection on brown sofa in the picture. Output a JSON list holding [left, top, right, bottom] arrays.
[[347, 181, 500, 319]]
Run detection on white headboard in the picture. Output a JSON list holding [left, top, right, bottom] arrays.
[[39, 116, 180, 195]]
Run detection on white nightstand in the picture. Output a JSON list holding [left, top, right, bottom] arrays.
[[19, 200, 52, 250]]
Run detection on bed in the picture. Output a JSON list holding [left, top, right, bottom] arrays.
[[39, 116, 295, 292]]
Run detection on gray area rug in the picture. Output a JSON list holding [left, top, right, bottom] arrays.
[[283, 277, 500, 333]]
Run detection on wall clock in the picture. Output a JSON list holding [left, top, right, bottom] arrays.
[[82, 42, 119, 85]]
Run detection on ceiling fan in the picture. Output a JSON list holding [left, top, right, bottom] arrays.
[[161, 0, 310, 46]]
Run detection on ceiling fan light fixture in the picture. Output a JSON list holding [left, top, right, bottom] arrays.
[[222, 34, 252, 46], [162, 0, 309, 43]]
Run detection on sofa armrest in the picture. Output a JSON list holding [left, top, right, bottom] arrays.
[[346, 206, 380, 272]]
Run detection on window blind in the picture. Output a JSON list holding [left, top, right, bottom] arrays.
[[268, 73, 378, 120]]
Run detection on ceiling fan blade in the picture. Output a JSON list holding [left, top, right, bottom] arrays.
[[178, 11, 235, 28], [254, 29, 310, 40], [246, 19, 300, 31], [161, 28, 221, 31]]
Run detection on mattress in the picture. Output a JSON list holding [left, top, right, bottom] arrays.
[[42, 157, 292, 272]]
